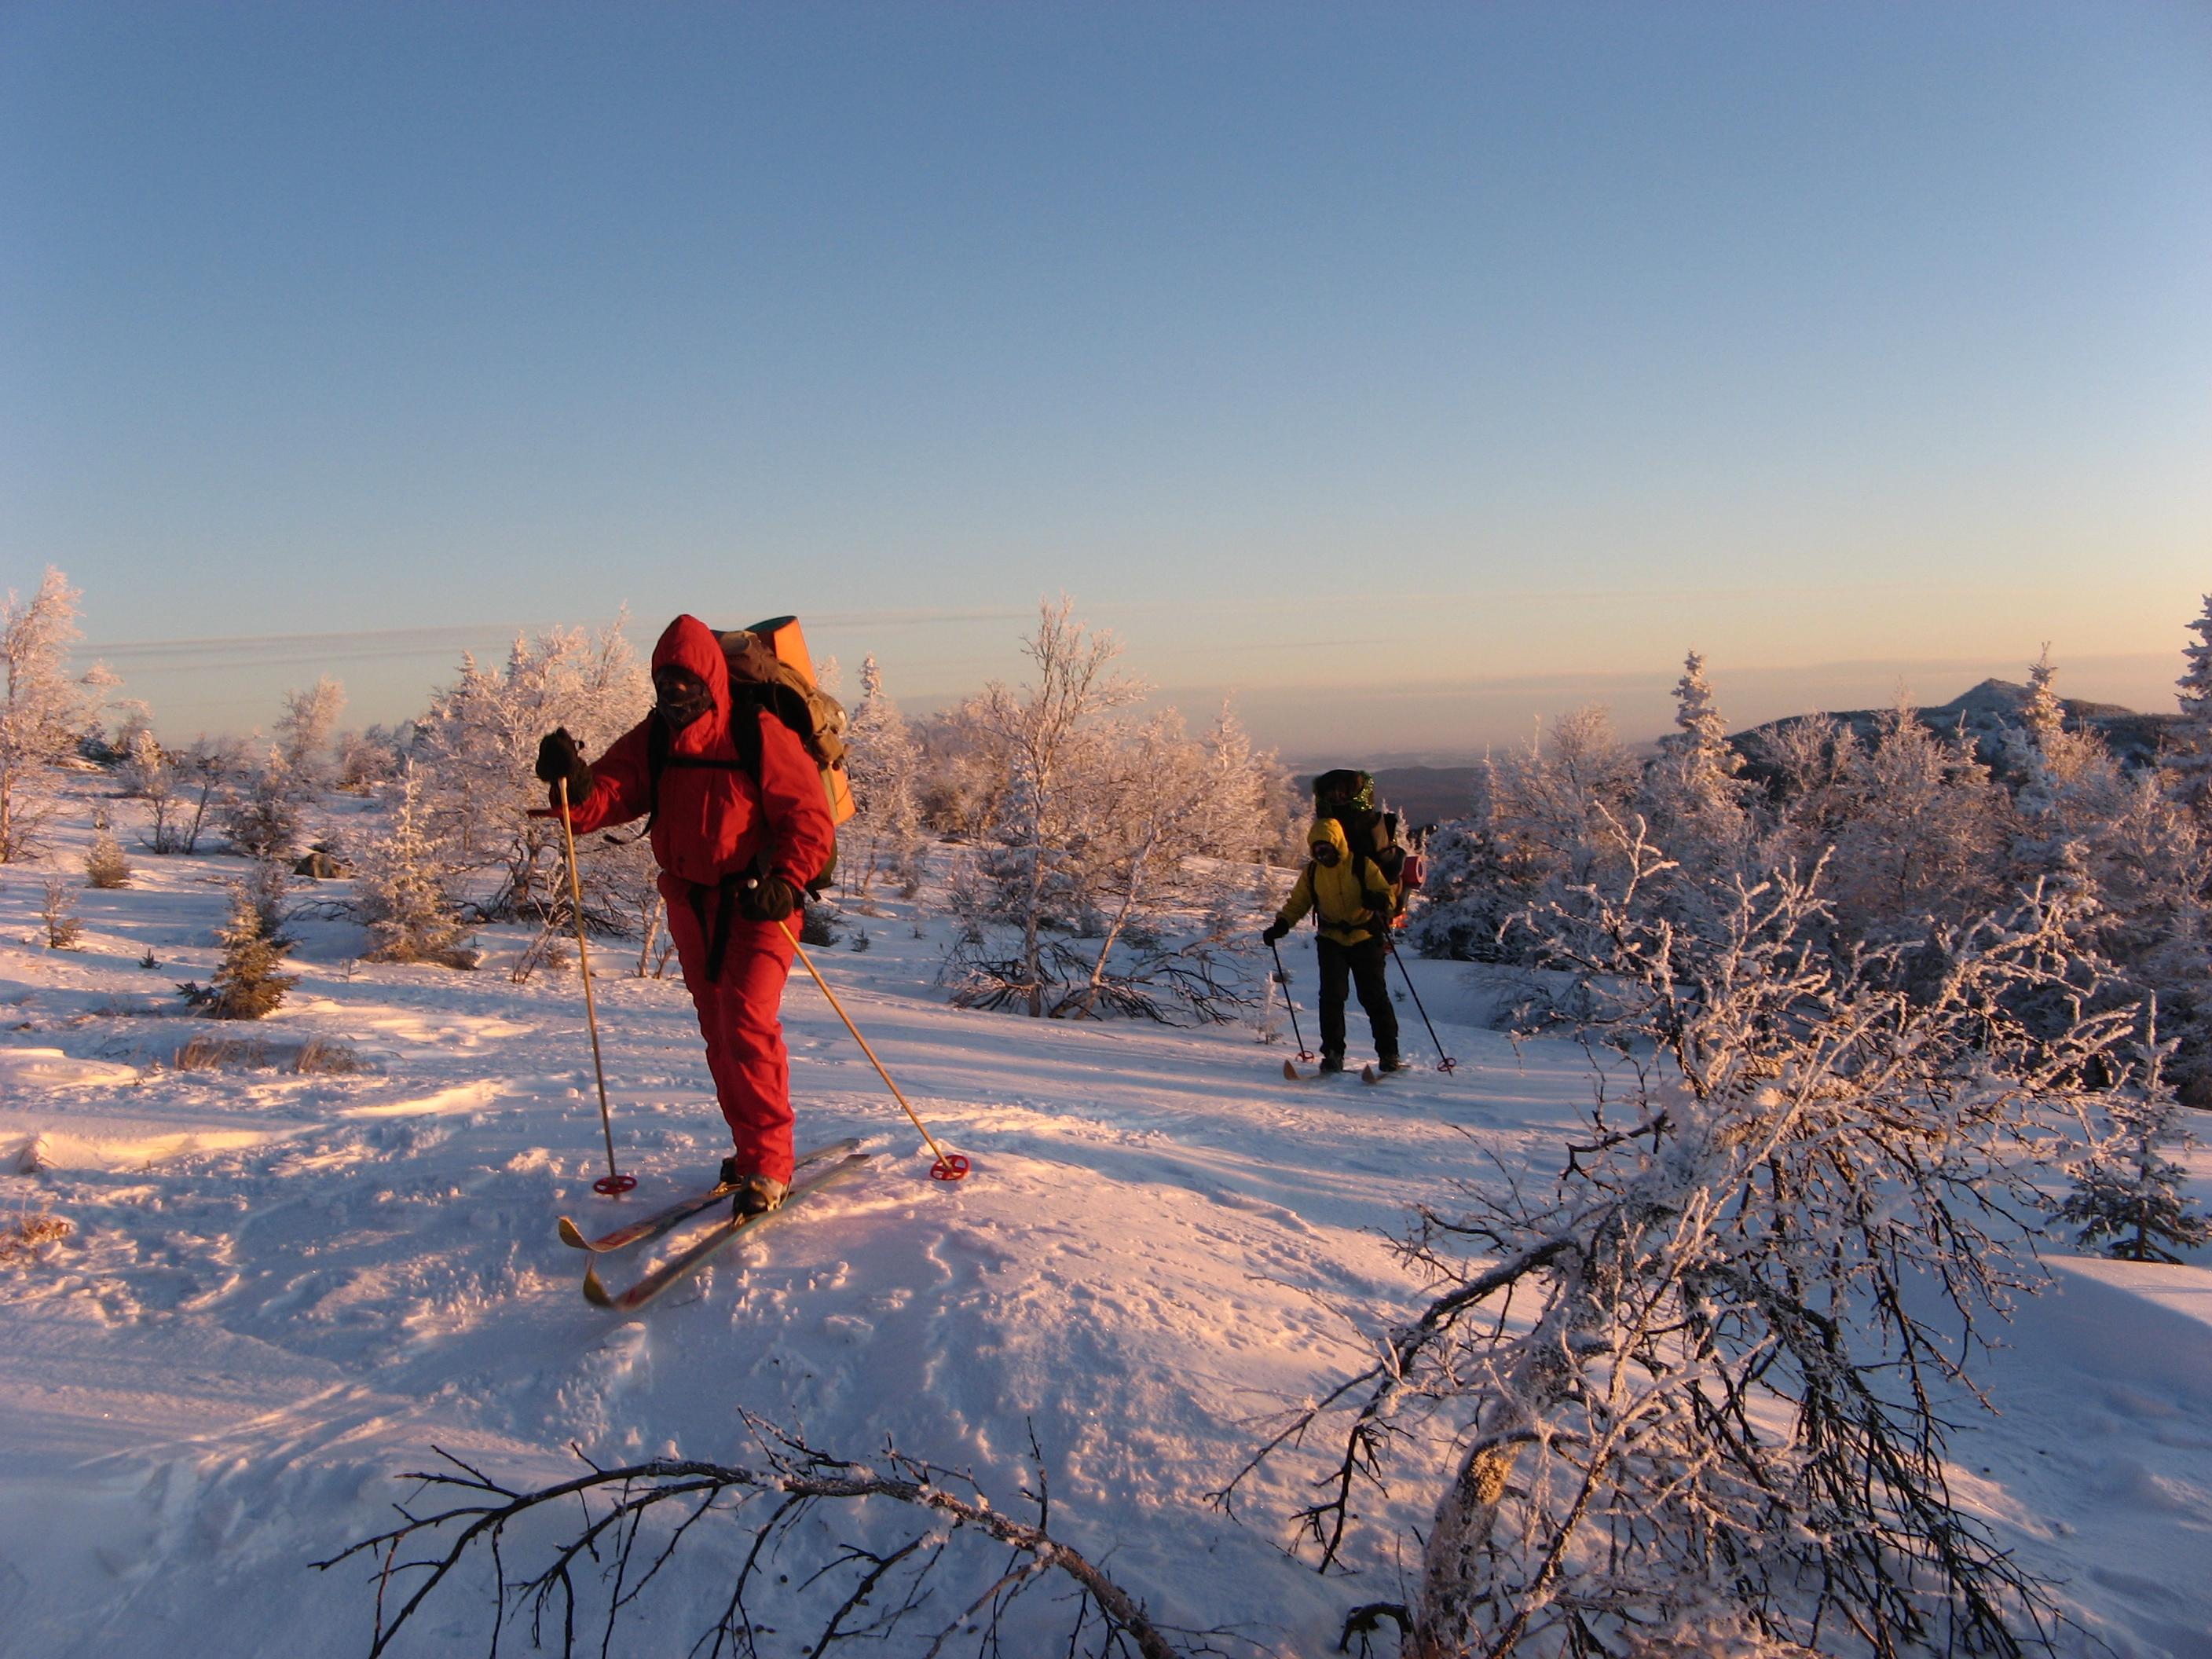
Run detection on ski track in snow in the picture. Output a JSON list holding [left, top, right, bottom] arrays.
[[2, 796, 2209, 1657]]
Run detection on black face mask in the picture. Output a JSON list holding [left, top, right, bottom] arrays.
[[655, 677, 712, 731]]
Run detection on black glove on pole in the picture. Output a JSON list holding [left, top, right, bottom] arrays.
[[736, 873, 801, 923], [536, 727, 592, 804]]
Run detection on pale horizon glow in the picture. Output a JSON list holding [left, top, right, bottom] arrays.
[[5, 2, 2209, 757]]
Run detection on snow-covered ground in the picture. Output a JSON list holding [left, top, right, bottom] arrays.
[[2, 785, 2207, 1657]]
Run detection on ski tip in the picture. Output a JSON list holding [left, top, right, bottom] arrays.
[[557, 1216, 589, 1249], [1361, 1064, 1380, 1085], [581, 1265, 613, 1308], [1283, 1059, 1299, 1081]]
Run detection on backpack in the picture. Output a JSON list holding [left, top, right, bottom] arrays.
[[636, 614, 855, 896], [1312, 767, 1412, 920]]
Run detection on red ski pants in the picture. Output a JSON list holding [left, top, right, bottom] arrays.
[[662, 876, 798, 1185]]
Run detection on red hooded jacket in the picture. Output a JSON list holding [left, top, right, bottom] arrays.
[[562, 615, 837, 895]]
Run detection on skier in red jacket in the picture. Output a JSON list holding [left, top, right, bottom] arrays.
[[533, 614, 837, 1218]]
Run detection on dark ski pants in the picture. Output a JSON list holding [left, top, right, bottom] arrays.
[[1317, 935, 1399, 1064]]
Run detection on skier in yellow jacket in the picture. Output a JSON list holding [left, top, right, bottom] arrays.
[[1263, 817, 1402, 1075]]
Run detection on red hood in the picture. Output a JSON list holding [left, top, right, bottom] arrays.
[[652, 614, 732, 753]]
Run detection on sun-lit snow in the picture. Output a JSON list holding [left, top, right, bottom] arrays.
[[1, 782, 2207, 1657]]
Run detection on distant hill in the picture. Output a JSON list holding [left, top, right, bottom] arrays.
[[1734, 679, 2177, 780], [1291, 765, 1480, 831]]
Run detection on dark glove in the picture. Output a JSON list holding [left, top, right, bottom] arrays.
[[535, 727, 592, 804], [1262, 919, 1289, 945], [736, 873, 801, 923]]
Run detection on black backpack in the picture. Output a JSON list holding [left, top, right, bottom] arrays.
[[1312, 768, 1408, 913]]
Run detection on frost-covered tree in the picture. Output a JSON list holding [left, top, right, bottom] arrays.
[[943, 599, 1145, 1016], [0, 567, 101, 861], [222, 745, 303, 862], [410, 615, 649, 921], [1826, 690, 2006, 950], [356, 763, 474, 967], [274, 676, 346, 789], [169, 736, 237, 855], [1234, 840, 2131, 1657], [942, 602, 1279, 1021], [39, 873, 82, 949], [841, 654, 924, 899], [2060, 1003, 2210, 1264], [118, 727, 169, 801], [335, 723, 405, 790], [1407, 709, 1640, 965], [2168, 592, 2212, 813], [1050, 704, 1279, 1022]]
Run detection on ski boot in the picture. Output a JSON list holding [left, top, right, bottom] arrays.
[[1317, 1053, 1346, 1076], [1376, 1054, 1404, 1073], [718, 1157, 789, 1220]]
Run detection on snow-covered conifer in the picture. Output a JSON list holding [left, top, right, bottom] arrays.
[[2061, 1005, 2210, 1263], [180, 875, 298, 1019], [1641, 649, 1753, 888], [85, 818, 130, 889], [2168, 593, 2212, 812], [357, 763, 474, 967]]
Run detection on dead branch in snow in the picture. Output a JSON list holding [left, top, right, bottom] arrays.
[[319, 1414, 1189, 1659]]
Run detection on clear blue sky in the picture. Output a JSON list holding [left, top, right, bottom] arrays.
[[4, 1, 2208, 760]]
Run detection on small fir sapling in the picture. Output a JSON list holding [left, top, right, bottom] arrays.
[[179, 868, 298, 1019], [85, 815, 130, 888], [2060, 1002, 2210, 1264], [39, 874, 82, 949], [799, 901, 840, 947]]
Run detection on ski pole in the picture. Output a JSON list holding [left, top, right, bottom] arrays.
[[1269, 938, 1317, 1061], [555, 777, 635, 1195], [1386, 940, 1456, 1073], [777, 916, 970, 1181]]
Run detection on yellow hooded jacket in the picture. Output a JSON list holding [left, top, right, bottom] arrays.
[[1274, 818, 1400, 947]]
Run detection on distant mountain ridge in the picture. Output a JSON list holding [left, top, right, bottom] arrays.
[[1734, 678, 2178, 777], [1295, 680, 2181, 830]]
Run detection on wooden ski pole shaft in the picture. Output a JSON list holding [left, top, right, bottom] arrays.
[[778, 918, 969, 1180], [556, 778, 634, 1194]]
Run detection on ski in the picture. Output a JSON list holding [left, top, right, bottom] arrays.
[[1361, 1064, 1380, 1085], [583, 1153, 872, 1313], [1282, 1061, 1346, 1081], [558, 1137, 861, 1253]]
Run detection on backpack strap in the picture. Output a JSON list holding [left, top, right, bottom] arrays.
[[617, 703, 767, 846]]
